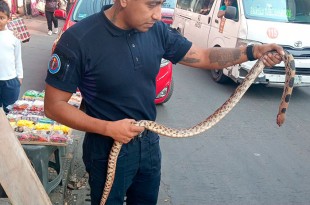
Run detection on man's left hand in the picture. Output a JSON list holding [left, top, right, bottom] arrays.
[[253, 43, 284, 67]]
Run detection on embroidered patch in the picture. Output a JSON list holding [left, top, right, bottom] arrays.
[[48, 54, 61, 74]]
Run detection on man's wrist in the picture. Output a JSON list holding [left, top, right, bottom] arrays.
[[246, 44, 256, 61]]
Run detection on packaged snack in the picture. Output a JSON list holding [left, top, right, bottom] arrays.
[[16, 120, 35, 128], [28, 100, 44, 112], [53, 125, 71, 135], [16, 132, 30, 141], [37, 91, 45, 100], [23, 114, 43, 123], [34, 123, 52, 131], [50, 133, 68, 143], [68, 93, 82, 108], [22, 90, 40, 100], [13, 100, 32, 111], [38, 118, 54, 124], [7, 113, 23, 122], [28, 132, 49, 142]]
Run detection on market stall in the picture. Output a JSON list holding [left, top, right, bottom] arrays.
[[0, 109, 52, 205], [7, 90, 82, 146]]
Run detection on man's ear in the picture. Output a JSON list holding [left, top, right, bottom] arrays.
[[119, 0, 128, 7]]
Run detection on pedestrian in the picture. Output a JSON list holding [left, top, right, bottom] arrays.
[[0, 0, 23, 114], [66, 0, 75, 14], [24, 0, 32, 18], [44, 1, 284, 204], [45, 0, 59, 35]]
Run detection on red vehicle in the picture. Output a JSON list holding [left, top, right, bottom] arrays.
[[161, 7, 174, 25], [53, 0, 174, 104]]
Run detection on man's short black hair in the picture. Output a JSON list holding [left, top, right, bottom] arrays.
[[0, 0, 10, 18]]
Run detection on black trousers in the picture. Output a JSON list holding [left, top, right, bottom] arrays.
[[24, 2, 31, 15], [45, 10, 58, 31]]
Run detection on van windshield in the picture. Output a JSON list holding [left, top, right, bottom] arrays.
[[243, 0, 310, 24]]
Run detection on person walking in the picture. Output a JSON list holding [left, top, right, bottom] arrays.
[[0, 0, 23, 114], [24, 0, 31, 18], [66, 0, 74, 14], [44, 1, 284, 204], [45, 0, 59, 35]]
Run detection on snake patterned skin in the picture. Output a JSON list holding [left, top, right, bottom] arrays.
[[100, 51, 295, 205]]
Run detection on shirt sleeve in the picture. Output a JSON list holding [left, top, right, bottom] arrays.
[[45, 30, 82, 93], [219, 5, 226, 11], [161, 24, 192, 64], [14, 38, 23, 79]]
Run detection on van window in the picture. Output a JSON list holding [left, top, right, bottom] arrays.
[[176, 0, 215, 15], [163, 0, 177, 9], [243, 0, 310, 23], [218, 0, 238, 20], [200, 0, 215, 15]]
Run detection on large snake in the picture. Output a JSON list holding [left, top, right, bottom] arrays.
[[100, 51, 295, 205]]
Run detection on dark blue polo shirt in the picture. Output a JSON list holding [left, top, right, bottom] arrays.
[[46, 5, 191, 122], [45, 5, 192, 160]]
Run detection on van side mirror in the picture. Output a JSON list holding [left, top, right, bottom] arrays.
[[225, 6, 237, 20]]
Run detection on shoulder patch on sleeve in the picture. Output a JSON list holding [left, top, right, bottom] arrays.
[[48, 54, 61, 74]]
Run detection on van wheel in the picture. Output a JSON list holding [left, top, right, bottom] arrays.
[[211, 69, 230, 83]]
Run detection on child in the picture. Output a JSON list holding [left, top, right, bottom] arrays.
[[0, 0, 23, 114]]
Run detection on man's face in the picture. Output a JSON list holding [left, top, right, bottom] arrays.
[[123, 0, 164, 32], [0, 11, 9, 31], [224, 0, 233, 6]]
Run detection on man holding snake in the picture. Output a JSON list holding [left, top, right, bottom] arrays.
[[44, 0, 284, 204]]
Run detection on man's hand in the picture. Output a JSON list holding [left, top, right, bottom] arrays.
[[105, 119, 145, 144], [253, 43, 285, 67]]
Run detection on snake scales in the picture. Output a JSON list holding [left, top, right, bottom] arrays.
[[100, 51, 295, 205]]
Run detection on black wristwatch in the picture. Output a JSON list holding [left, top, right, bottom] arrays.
[[246, 45, 256, 61]]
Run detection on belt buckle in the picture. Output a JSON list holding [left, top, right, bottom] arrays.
[[137, 131, 144, 138]]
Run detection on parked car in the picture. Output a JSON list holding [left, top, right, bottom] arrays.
[[161, 7, 174, 25], [161, 0, 175, 25], [53, 0, 174, 104]]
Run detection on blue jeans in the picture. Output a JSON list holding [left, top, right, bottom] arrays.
[[83, 131, 161, 205], [0, 77, 20, 113]]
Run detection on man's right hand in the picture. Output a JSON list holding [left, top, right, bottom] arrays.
[[106, 119, 145, 144]]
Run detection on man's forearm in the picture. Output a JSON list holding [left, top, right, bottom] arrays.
[[180, 45, 248, 69]]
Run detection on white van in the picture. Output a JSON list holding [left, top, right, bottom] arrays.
[[172, 0, 310, 87]]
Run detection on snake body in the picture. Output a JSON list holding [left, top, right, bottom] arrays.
[[100, 52, 295, 205]]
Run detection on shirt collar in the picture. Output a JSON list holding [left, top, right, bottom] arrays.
[[100, 5, 137, 37]]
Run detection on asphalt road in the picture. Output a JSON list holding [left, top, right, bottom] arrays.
[[157, 64, 310, 205], [21, 16, 310, 205]]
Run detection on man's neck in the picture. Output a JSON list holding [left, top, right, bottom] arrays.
[[104, 5, 129, 30]]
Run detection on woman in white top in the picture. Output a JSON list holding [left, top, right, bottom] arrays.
[[0, 0, 23, 114]]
